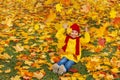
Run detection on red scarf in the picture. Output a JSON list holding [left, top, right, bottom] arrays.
[[62, 35, 80, 55]]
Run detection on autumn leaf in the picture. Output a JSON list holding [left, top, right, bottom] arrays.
[[24, 60, 33, 66], [60, 77, 71, 80], [34, 23, 39, 30], [13, 44, 24, 52], [69, 68, 78, 73], [11, 75, 21, 80], [44, 0, 53, 5], [113, 17, 120, 25], [5, 68, 11, 73], [55, 3, 63, 12], [111, 68, 120, 73], [45, 9, 56, 23], [98, 37, 106, 47], [60, 0, 71, 6], [110, 8, 117, 18], [81, 3, 91, 13], [33, 70, 45, 80], [0, 53, 11, 59]]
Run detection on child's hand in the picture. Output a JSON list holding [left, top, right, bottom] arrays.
[[63, 23, 68, 29], [85, 26, 88, 32], [85, 24, 89, 32]]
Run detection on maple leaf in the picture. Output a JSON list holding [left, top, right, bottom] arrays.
[[11, 75, 21, 80], [3, 18, 13, 27], [55, 3, 63, 12], [34, 23, 39, 30], [60, 0, 71, 6], [44, 0, 53, 5], [81, 3, 91, 13], [13, 44, 24, 52], [110, 8, 117, 18], [113, 17, 120, 25], [69, 68, 78, 73], [98, 37, 106, 47], [5, 68, 11, 73], [0, 53, 11, 59], [111, 68, 120, 73], [24, 60, 33, 66], [33, 71, 45, 80]]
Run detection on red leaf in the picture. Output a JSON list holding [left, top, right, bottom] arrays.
[[118, 45, 120, 50], [69, 68, 78, 73], [98, 38, 106, 46]]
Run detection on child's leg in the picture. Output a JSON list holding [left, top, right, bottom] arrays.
[[52, 57, 68, 73], [57, 57, 68, 66], [64, 60, 75, 71], [58, 60, 75, 75]]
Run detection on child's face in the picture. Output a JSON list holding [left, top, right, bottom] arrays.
[[70, 30, 79, 38]]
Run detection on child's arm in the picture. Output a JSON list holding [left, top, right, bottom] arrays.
[[81, 27, 90, 45], [55, 23, 68, 39], [55, 24, 68, 49]]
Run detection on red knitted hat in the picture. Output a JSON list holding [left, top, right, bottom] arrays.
[[70, 23, 80, 33]]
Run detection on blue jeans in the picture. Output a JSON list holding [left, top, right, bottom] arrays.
[[57, 57, 75, 71]]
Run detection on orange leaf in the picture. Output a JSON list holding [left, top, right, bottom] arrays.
[[94, 46, 103, 52], [60, 0, 71, 6], [52, 56, 61, 63], [113, 17, 120, 25]]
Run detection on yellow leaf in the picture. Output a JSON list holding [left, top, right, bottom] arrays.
[[54, 23, 62, 30], [33, 72, 45, 80], [44, 0, 53, 5], [109, 30, 118, 37], [11, 75, 21, 80], [5, 68, 11, 73], [0, 70, 2, 73], [4, 18, 13, 27], [33, 69, 45, 80], [0, 65, 4, 68], [60, 77, 71, 80], [24, 60, 33, 66], [34, 23, 39, 30], [67, 27, 72, 34], [22, 66, 30, 69], [0, 53, 11, 59], [46, 9, 56, 23], [110, 9, 117, 18], [71, 77, 77, 80], [105, 36, 112, 42], [66, 8, 73, 14], [111, 68, 120, 73], [13, 44, 24, 52], [55, 3, 63, 12]]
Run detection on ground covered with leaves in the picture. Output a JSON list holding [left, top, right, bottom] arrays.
[[0, 0, 120, 80]]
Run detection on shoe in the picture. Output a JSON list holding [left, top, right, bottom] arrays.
[[58, 65, 66, 75], [52, 63, 59, 73]]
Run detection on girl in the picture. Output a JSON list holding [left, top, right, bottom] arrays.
[[52, 23, 90, 75]]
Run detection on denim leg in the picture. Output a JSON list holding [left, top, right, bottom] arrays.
[[57, 57, 68, 66], [64, 60, 75, 71]]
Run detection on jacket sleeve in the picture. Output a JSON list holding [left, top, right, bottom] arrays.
[[55, 28, 66, 49], [80, 32, 90, 45]]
